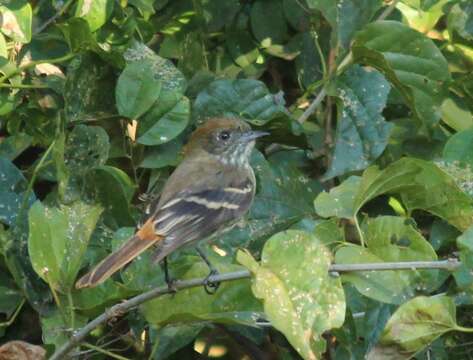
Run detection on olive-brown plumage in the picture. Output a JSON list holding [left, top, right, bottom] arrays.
[[75, 117, 267, 289]]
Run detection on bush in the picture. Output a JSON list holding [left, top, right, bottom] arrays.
[[1, 0, 473, 359]]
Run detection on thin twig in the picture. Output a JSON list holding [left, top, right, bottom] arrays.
[[297, 0, 399, 124], [50, 259, 460, 360], [33, 0, 76, 35]]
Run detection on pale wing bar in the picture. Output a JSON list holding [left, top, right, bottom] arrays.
[[150, 179, 254, 262]]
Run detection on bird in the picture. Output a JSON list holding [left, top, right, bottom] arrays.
[[75, 117, 268, 292]]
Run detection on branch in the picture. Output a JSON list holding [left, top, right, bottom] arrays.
[[297, 0, 400, 123], [50, 258, 460, 360]]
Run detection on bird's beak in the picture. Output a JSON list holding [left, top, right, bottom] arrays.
[[239, 130, 270, 143]]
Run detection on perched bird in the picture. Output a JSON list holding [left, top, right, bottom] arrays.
[[75, 117, 268, 291]]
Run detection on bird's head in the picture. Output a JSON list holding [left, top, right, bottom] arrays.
[[184, 118, 268, 166]]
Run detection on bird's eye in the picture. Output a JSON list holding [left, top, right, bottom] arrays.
[[218, 131, 231, 141]]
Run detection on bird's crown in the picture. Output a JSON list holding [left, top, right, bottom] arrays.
[[183, 117, 267, 166]]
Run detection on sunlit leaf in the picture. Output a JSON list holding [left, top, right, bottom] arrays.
[[238, 230, 345, 360], [352, 21, 450, 130], [336, 216, 438, 304], [354, 158, 473, 231], [0, 1, 32, 43], [75, 0, 114, 32]]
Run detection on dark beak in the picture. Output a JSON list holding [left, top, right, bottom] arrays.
[[240, 130, 270, 143]]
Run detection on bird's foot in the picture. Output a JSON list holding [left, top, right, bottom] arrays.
[[203, 270, 220, 295]]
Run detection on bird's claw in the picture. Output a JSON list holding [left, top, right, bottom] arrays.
[[203, 270, 220, 295]]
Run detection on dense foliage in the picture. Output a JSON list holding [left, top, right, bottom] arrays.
[[1, 0, 473, 359]]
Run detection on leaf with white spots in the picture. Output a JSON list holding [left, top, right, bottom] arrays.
[[27, 201, 102, 292], [324, 65, 392, 179], [137, 96, 190, 146], [238, 230, 346, 360], [0, 158, 35, 226], [193, 79, 287, 126], [314, 176, 360, 219]]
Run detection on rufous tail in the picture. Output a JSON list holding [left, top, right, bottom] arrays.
[[75, 221, 161, 288]]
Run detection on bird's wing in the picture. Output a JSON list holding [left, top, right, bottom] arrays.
[[149, 176, 255, 262]]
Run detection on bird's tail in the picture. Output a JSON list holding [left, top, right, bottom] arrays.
[[75, 223, 161, 288]]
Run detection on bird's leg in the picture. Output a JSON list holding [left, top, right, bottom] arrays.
[[162, 257, 177, 293], [196, 246, 220, 294]]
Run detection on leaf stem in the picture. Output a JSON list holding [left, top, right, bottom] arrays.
[[50, 259, 460, 360], [0, 53, 75, 85], [0, 299, 25, 327], [354, 216, 365, 247], [67, 291, 75, 329], [0, 83, 49, 89], [455, 326, 473, 333]]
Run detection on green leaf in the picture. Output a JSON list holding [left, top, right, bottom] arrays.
[[289, 32, 324, 89], [0, 157, 32, 226], [0, 133, 32, 160], [64, 124, 110, 174], [140, 259, 262, 326], [75, 0, 114, 32], [305, 0, 338, 29], [116, 59, 162, 119], [87, 166, 136, 227], [137, 96, 190, 145], [201, 0, 240, 32], [238, 230, 346, 360], [28, 201, 102, 292], [58, 18, 97, 53], [441, 97, 473, 131], [448, 2, 473, 41], [367, 295, 460, 359], [140, 138, 183, 169], [354, 158, 473, 231], [149, 324, 204, 360], [454, 225, 473, 290], [64, 53, 116, 123], [336, 216, 438, 304], [226, 31, 260, 68], [336, 0, 383, 48], [314, 176, 361, 219], [325, 65, 392, 179], [41, 310, 88, 349], [0, 1, 32, 43], [0, 270, 23, 320], [118, 43, 187, 120], [443, 127, 473, 168], [352, 21, 451, 130], [397, 0, 450, 33], [193, 79, 287, 125], [0, 34, 7, 57], [250, 0, 288, 46]]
